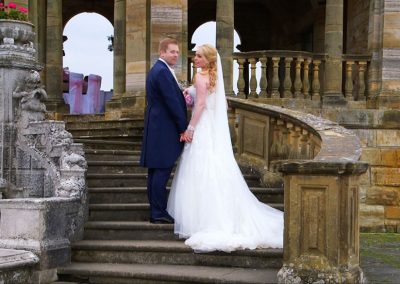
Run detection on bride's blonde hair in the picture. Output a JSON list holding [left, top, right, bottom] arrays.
[[196, 44, 217, 91]]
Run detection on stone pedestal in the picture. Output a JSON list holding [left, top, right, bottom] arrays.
[[0, 198, 75, 281], [277, 162, 368, 283], [0, 249, 38, 284]]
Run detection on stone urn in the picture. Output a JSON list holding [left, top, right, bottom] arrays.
[[0, 19, 38, 122], [0, 19, 34, 46]]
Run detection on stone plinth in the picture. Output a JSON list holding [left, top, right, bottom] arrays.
[[277, 162, 368, 283], [0, 248, 38, 284], [0, 197, 83, 274]]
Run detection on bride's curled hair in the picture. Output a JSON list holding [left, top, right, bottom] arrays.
[[197, 44, 217, 91]]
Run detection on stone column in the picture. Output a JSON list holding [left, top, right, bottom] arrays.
[[367, 0, 383, 107], [323, 0, 345, 106], [123, 0, 187, 118], [29, 0, 46, 70], [105, 0, 126, 119], [370, 0, 400, 108], [123, 0, 148, 117], [45, 0, 66, 115], [216, 0, 234, 96]]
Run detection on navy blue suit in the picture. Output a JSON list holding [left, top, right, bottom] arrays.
[[140, 60, 187, 220]]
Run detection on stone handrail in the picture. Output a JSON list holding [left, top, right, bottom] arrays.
[[228, 97, 366, 178], [228, 97, 368, 283]]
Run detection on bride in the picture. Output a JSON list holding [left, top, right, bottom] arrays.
[[167, 44, 283, 252]]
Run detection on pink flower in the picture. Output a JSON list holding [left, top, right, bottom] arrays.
[[185, 94, 194, 106], [18, 7, 28, 13], [0, 3, 4, 7], [8, 2, 17, 9]]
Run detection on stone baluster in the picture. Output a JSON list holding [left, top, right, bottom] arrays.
[[269, 118, 279, 160], [299, 129, 309, 159], [303, 58, 311, 99], [237, 58, 246, 98], [283, 57, 293, 98], [271, 57, 280, 98], [313, 135, 321, 157], [249, 57, 258, 98], [358, 61, 367, 100], [289, 126, 301, 159], [277, 119, 286, 159], [293, 57, 303, 98], [282, 122, 293, 159], [345, 61, 354, 101], [311, 60, 321, 101], [259, 56, 268, 98]]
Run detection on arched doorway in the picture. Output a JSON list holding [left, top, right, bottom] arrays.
[[191, 21, 251, 95], [62, 12, 114, 114]]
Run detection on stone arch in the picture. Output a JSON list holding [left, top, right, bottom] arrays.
[[62, 0, 114, 29]]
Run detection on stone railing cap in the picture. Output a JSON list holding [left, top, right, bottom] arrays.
[[228, 97, 368, 175]]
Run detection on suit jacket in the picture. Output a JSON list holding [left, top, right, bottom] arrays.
[[140, 60, 188, 168]]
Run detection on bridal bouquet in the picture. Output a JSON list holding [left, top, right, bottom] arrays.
[[183, 85, 195, 107]]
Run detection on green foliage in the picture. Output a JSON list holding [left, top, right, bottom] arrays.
[[6, 9, 28, 21], [0, 3, 28, 22]]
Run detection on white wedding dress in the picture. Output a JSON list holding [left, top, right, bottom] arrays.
[[167, 55, 283, 252]]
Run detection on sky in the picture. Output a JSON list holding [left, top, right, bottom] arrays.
[[63, 13, 243, 92]]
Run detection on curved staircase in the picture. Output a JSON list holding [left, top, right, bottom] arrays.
[[54, 115, 284, 284]]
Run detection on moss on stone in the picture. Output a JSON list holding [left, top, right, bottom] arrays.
[[360, 233, 400, 269]]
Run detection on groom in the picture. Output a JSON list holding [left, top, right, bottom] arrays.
[[140, 37, 188, 224]]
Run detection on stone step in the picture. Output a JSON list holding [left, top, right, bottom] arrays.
[[88, 203, 149, 221], [63, 114, 106, 123], [70, 130, 143, 142], [57, 262, 279, 284], [89, 187, 149, 204], [88, 186, 284, 205], [88, 202, 283, 222], [83, 221, 176, 240], [86, 173, 262, 188], [66, 121, 143, 130], [87, 173, 148, 187], [84, 149, 140, 161], [70, 240, 283, 269], [87, 160, 145, 174], [74, 139, 142, 150]]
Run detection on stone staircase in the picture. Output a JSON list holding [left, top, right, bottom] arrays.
[[54, 115, 284, 284]]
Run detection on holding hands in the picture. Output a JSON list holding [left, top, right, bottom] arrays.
[[180, 125, 194, 143], [181, 85, 196, 143]]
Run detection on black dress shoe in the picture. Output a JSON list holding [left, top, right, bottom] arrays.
[[150, 216, 174, 224]]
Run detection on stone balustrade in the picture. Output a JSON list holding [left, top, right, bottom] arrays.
[[228, 97, 368, 283], [188, 51, 370, 102]]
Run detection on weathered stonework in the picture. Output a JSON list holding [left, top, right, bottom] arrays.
[[0, 19, 87, 284], [0, 249, 38, 284], [229, 98, 367, 283]]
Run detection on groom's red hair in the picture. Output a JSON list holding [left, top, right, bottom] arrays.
[[159, 37, 178, 52]]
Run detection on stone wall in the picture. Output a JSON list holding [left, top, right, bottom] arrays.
[[309, 107, 400, 232], [353, 121, 400, 232]]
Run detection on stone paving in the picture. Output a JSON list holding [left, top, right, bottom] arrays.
[[360, 233, 400, 284]]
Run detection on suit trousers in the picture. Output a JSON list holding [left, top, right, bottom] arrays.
[[147, 167, 173, 219]]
